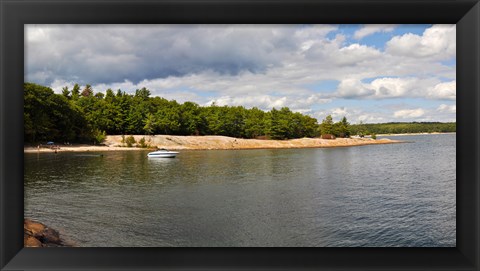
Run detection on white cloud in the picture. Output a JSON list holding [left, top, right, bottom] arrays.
[[205, 93, 331, 112], [336, 78, 375, 98], [369, 77, 418, 98], [335, 77, 455, 101], [386, 24, 455, 60], [353, 24, 397, 40], [206, 95, 287, 110], [394, 108, 426, 118], [427, 81, 456, 100], [313, 107, 388, 124], [437, 104, 456, 113], [335, 43, 382, 66], [26, 24, 456, 123]]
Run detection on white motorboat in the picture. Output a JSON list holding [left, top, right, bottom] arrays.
[[147, 149, 179, 158]]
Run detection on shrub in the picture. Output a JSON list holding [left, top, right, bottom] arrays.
[[371, 133, 377, 140], [93, 129, 106, 144], [139, 137, 149, 148], [125, 135, 136, 147]]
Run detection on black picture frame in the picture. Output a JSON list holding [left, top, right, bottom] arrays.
[[1, 0, 479, 270]]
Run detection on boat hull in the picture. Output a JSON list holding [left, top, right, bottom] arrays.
[[147, 151, 179, 158]]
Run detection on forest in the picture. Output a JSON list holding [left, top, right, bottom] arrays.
[[24, 82, 456, 144], [350, 122, 456, 136], [24, 83, 319, 143]]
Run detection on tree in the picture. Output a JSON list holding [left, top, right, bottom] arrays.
[[105, 88, 115, 103], [24, 82, 336, 144], [135, 87, 151, 100], [244, 107, 266, 138], [61, 86, 70, 99], [336, 116, 351, 138], [81, 84, 93, 97], [156, 105, 181, 135], [320, 115, 334, 135], [24, 83, 87, 143], [71, 83, 80, 100], [266, 107, 294, 139], [143, 113, 157, 135], [179, 101, 204, 135], [355, 121, 367, 137], [94, 92, 105, 99]]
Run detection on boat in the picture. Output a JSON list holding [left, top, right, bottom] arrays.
[[147, 148, 179, 158]]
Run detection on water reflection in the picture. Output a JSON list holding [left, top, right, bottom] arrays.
[[25, 134, 456, 247]]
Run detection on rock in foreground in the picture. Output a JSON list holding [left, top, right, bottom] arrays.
[[24, 219, 71, 247]]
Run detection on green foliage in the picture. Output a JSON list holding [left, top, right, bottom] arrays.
[[125, 135, 136, 147], [61, 86, 70, 99], [338, 116, 351, 138], [371, 133, 377, 140], [319, 115, 352, 138], [350, 122, 456, 135], [320, 115, 334, 135], [24, 82, 455, 145], [71, 84, 80, 100], [24, 83, 89, 143], [138, 137, 149, 148], [93, 129, 106, 144], [143, 113, 157, 135]]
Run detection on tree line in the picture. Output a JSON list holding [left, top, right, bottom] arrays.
[[350, 122, 456, 136], [24, 83, 323, 143], [24, 82, 456, 144]]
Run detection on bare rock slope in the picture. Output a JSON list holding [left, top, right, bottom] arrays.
[[104, 135, 399, 150]]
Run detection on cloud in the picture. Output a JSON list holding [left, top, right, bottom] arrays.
[[394, 108, 426, 118], [203, 93, 331, 112], [336, 78, 375, 98], [335, 77, 455, 100], [207, 95, 287, 110], [313, 107, 388, 124], [437, 104, 456, 113], [335, 44, 382, 66], [386, 24, 455, 60], [314, 104, 456, 124], [427, 81, 456, 100], [26, 24, 456, 123], [353, 24, 397, 40], [26, 24, 309, 85]]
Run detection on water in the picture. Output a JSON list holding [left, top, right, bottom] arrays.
[[24, 134, 456, 247]]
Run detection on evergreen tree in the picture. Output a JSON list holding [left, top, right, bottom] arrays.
[[320, 115, 334, 135], [71, 83, 80, 100], [61, 86, 70, 99]]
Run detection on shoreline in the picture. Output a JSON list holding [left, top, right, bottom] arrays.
[[376, 132, 456, 137], [25, 135, 404, 153]]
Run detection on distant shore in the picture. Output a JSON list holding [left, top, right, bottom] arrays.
[[376, 132, 456, 136], [24, 135, 403, 153]]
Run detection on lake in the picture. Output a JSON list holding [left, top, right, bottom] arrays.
[[24, 134, 456, 247]]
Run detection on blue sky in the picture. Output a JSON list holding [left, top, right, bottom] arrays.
[[25, 24, 456, 123]]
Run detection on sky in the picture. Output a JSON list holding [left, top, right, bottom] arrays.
[[25, 24, 456, 124]]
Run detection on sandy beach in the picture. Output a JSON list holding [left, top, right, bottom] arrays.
[[24, 135, 402, 153]]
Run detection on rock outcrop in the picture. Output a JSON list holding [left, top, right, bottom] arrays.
[[24, 219, 70, 247]]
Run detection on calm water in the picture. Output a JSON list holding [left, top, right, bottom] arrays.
[[24, 134, 456, 247]]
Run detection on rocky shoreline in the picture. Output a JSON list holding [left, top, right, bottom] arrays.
[[24, 219, 72, 247], [24, 135, 403, 153]]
